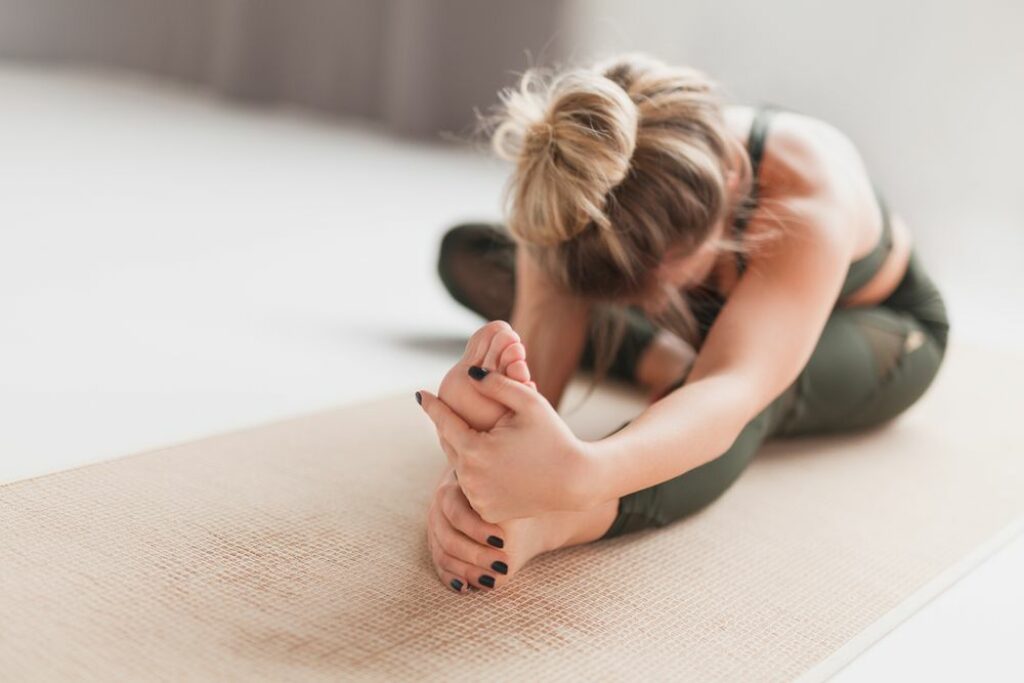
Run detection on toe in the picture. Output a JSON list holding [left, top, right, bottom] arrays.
[[464, 320, 512, 365], [506, 359, 531, 383], [498, 341, 527, 375], [483, 327, 520, 370]]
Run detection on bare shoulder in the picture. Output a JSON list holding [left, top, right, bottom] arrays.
[[726, 106, 873, 251], [757, 108, 868, 204]]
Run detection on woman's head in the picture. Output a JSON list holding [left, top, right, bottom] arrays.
[[483, 53, 752, 327]]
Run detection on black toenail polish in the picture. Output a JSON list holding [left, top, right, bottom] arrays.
[[479, 574, 495, 588], [415, 391, 422, 405], [491, 561, 508, 575], [468, 365, 489, 381], [450, 578, 463, 592], [486, 535, 504, 549]]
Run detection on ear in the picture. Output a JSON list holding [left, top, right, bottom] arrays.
[[724, 167, 741, 194]]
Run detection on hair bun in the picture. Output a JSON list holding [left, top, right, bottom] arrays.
[[490, 67, 639, 246]]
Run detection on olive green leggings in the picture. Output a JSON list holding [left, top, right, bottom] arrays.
[[435, 224, 951, 539], [600, 248, 951, 538]]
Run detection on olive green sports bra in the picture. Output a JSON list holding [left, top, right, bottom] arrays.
[[690, 105, 894, 339], [736, 105, 894, 297]]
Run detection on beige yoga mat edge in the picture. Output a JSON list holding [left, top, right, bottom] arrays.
[[798, 515, 1024, 683]]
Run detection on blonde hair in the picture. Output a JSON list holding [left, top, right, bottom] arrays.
[[478, 52, 773, 386]]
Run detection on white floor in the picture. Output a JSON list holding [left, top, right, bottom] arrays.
[[1, 64, 1021, 681]]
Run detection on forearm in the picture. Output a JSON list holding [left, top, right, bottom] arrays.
[[586, 373, 757, 504], [509, 250, 589, 410], [512, 304, 587, 409]]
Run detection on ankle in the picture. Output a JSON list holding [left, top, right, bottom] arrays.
[[542, 499, 620, 552], [635, 331, 695, 396]]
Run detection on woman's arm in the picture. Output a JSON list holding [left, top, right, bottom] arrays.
[[417, 195, 855, 522], [510, 247, 591, 410], [586, 195, 854, 505]]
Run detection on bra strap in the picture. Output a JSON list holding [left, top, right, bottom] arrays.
[[733, 105, 778, 274]]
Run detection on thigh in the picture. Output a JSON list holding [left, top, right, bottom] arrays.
[[776, 305, 946, 436]]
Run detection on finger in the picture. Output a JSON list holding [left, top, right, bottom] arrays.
[[436, 435, 458, 469], [465, 367, 539, 414], [428, 540, 471, 593], [437, 567, 469, 594], [418, 390, 477, 453], [441, 483, 506, 549], [483, 327, 520, 371], [435, 511, 509, 579], [435, 550, 501, 591]]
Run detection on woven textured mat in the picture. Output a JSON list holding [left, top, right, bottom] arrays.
[[2, 342, 1022, 682]]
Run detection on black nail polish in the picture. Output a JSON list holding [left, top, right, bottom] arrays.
[[479, 574, 495, 588], [486, 535, 504, 549], [450, 578, 463, 592], [491, 561, 508, 575], [468, 365, 489, 381], [415, 391, 422, 405]]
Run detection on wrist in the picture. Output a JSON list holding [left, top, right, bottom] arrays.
[[569, 434, 620, 511]]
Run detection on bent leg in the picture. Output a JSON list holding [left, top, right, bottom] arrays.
[[777, 250, 950, 435], [437, 222, 659, 384], [601, 250, 951, 539]]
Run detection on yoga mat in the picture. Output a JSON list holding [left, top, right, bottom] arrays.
[[2, 341, 1022, 682]]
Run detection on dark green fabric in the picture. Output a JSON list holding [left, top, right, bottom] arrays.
[[839, 185, 895, 299], [437, 222, 659, 384], [600, 248, 950, 538]]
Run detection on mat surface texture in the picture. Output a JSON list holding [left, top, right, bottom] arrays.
[[2, 342, 1022, 681]]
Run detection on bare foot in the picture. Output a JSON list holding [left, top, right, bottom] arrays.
[[428, 468, 619, 593], [438, 320, 535, 431], [429, 320, 618, 593]]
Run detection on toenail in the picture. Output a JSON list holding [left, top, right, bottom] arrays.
[[486, 535, 504, 548], [415, 391, 422, 405], [479, 575, 495, 588], [450, 578, 463, 592], [468, 365, 489, 381], [491, 561, 508, 575]]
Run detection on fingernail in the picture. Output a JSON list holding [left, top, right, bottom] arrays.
[[486, 535, 504, 549], [415, 391, 422, 405], [479, 574, 495, 588], [468, 365, 489, 381], [450, 578, 463, 592], [491, 561, 508, 575]]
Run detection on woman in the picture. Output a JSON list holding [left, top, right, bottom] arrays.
[[415, 53, 950, 594]]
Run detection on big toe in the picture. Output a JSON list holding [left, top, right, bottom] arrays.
[[481, 325, 521, 371], [462, 320, 513, 366]]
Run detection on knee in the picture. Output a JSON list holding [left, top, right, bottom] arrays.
[[847, 334, 946, 430], [436, 223, 474, 286]]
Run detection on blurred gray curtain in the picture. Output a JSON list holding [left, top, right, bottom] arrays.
[[0, 0, 570, 138]]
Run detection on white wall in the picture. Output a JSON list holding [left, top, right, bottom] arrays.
[[565, 0, 1024, 292]]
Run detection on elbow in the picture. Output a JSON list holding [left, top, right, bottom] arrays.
[[709, 373, 770, 456]]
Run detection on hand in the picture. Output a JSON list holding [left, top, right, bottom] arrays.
[[426, 468, 512, 592], [418, 367, 596, 523]]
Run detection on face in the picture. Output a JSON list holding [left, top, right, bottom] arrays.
[[624, 217, 727, 317], [620, 166, 741, 316]]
